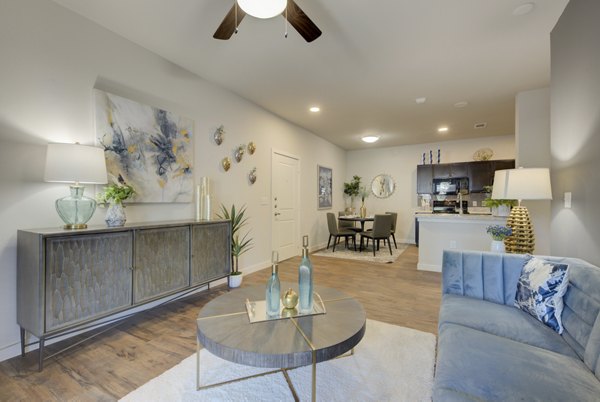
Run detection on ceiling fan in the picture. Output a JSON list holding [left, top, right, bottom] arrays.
[[213, 0, 322, 43]]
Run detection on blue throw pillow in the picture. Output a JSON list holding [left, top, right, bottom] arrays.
[[514, 256, 570, 334]]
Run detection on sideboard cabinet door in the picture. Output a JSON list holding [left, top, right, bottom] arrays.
[[133, 226, 190, 303], [45, 232, 133, 332], [191, 222, 231, 285]]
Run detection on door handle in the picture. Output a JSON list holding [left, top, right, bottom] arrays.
[[274, 212, 281, 216]]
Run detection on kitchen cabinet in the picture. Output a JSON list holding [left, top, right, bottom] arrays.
[[417, 159, 515, 194], [417, 165, 433, 194], [17, 219, 230, 370]]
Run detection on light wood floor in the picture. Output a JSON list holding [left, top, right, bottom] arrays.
[[0, 245, 441, 401]]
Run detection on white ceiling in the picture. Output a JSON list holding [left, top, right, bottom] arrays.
[[52, 0, 568, 150]]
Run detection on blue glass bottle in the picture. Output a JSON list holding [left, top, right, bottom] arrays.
[[266, 251, 281, 317], [298, 235, 313, 313]]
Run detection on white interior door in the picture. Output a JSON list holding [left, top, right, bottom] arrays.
[[272, 151, 299, 261]]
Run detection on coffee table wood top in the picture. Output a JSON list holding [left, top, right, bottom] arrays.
[[196, 283, 366, 369]]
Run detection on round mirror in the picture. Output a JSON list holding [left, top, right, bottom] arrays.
[[371, 174, 396, 198]]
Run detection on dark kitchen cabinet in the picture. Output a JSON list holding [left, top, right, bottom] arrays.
[[417, 159, 515, 194], [417, 165, 433, 194]]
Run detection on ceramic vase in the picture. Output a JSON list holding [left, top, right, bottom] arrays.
[[360, 202, 367, 218], [229, 273, 243, 288], [105, 202, 126, 227], [490, 240, 505, 253], [492, 205, 511, 217]]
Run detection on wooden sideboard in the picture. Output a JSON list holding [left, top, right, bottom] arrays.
[[17, 219, 231, 370]]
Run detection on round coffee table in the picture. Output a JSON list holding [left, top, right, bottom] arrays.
[[196, 282, 366, 401]]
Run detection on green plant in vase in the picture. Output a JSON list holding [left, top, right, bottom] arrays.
[[218, 204, 254, 287], [97, 175, 135, 227], [343, 175, 361, 214], [482, 185, 517, 216]]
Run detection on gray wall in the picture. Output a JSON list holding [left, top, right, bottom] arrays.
[[515, 88, 551, 255], [550, 0, 600, 265]]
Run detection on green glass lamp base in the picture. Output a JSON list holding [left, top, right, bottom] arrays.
[[55, 185, 96, 230]]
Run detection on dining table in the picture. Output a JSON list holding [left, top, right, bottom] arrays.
[[338, 215, 374, 232]]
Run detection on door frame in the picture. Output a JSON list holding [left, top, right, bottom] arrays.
[[271, 148, 302, 259]]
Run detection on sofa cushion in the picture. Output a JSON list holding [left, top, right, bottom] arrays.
[[439, 294, 579, 359], [434, 323, 600, 401], [514, 256, 570, 333]]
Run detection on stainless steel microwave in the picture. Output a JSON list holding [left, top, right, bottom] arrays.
[[433, 177, 469, 195]]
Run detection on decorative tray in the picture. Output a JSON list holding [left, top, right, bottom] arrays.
[[245, 292, 326, 324]]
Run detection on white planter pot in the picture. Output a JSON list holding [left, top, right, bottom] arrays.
[[229, 274, 243, 288], [492, 205, 511, 217], [490, 240, 505, 253]]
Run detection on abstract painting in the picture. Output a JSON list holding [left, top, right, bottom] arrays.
[[318, 165, 332, 209], [95, 90, 194, 203]]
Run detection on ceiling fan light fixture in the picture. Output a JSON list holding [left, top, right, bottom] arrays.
[[237, 0, 287, 19]]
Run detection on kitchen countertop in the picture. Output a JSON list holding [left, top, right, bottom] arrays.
[[416, 213, 506, 223]]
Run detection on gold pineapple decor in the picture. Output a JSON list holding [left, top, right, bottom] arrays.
[[504, 206, 535, 254]]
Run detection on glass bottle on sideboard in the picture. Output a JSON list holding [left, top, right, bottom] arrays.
[[298, 235, 313, 313], [266, 251, 281, 317]]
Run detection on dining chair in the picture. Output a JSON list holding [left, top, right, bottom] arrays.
[[359, 214, 393, 256], [385, 211, 398, 249], [327, 213, 357, 252]]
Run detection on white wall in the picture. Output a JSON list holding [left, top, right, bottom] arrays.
[[346, 135, 515, 243], [515, 88, 552, 255], [0, 0, 346, 361], [550, 0, 600, 265]]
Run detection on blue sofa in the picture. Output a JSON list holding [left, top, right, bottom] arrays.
[[433, 250, 600, 401]]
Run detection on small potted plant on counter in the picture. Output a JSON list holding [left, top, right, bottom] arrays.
[[482, 186, 517, 217], [218, 204, 254, 288], [486, 225, 512, 253]]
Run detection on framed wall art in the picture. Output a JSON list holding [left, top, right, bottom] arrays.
[[95, 90, 194, 203], [318, 165, 332, 210]]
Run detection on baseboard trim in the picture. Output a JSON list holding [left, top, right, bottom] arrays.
[[417, 262, 441, 272]]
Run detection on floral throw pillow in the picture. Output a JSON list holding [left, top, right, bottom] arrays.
[[514, 256, 570, 334]]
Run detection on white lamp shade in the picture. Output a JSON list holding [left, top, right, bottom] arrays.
[[44, 143, 108, 184], [491, 168, 552, 200], [237, 0, 286, 19]]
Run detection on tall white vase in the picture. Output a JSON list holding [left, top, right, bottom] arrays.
[[490, 240, 505, 253]]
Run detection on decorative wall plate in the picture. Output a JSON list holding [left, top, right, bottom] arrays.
[[235, 145, 245, 162], [249, 167, 257, 184], [247, 141, 256, 155], [214, 125, 224, 145], [222, 157, 231, 171], [473, 148, 494, 161]]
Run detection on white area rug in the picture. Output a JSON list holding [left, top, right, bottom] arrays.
[[314, 243, 408, 264], [120, 319, 436, 402]]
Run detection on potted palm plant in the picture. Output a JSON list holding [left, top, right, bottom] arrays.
[[218, 204, 254, 288]]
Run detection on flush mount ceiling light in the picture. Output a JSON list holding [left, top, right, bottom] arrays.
[[237, 0, 287, 19], [438, 127, 449, 133], [513, 2, 535, 16], [309, 106, 320, 113], [415, 97, 427, 104], [361, 136, 380, 143], [454, 101, 468, 108]]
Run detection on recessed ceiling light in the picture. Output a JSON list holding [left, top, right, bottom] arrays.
[[513, 2, 535, 16], [454, 101, 468, 108], [438, 127, 449, 133], [415, 97, 427, 104], [361, 136, 380, 143], [474, 122, 488, 129], [309, 106, 320, 113]]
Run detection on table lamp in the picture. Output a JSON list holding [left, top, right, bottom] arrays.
[[491, 167, 552, 253], [44, 143, 108, 229]]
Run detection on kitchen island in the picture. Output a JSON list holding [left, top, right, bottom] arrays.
[[416, 213, 507, 272]]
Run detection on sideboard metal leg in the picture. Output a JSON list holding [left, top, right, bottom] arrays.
[[38, 338, 45, 372], [20, 328, 25, 357]]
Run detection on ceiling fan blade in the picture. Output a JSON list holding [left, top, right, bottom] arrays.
[[213, 4, 246, 40], [284, 0, 322, 42]]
